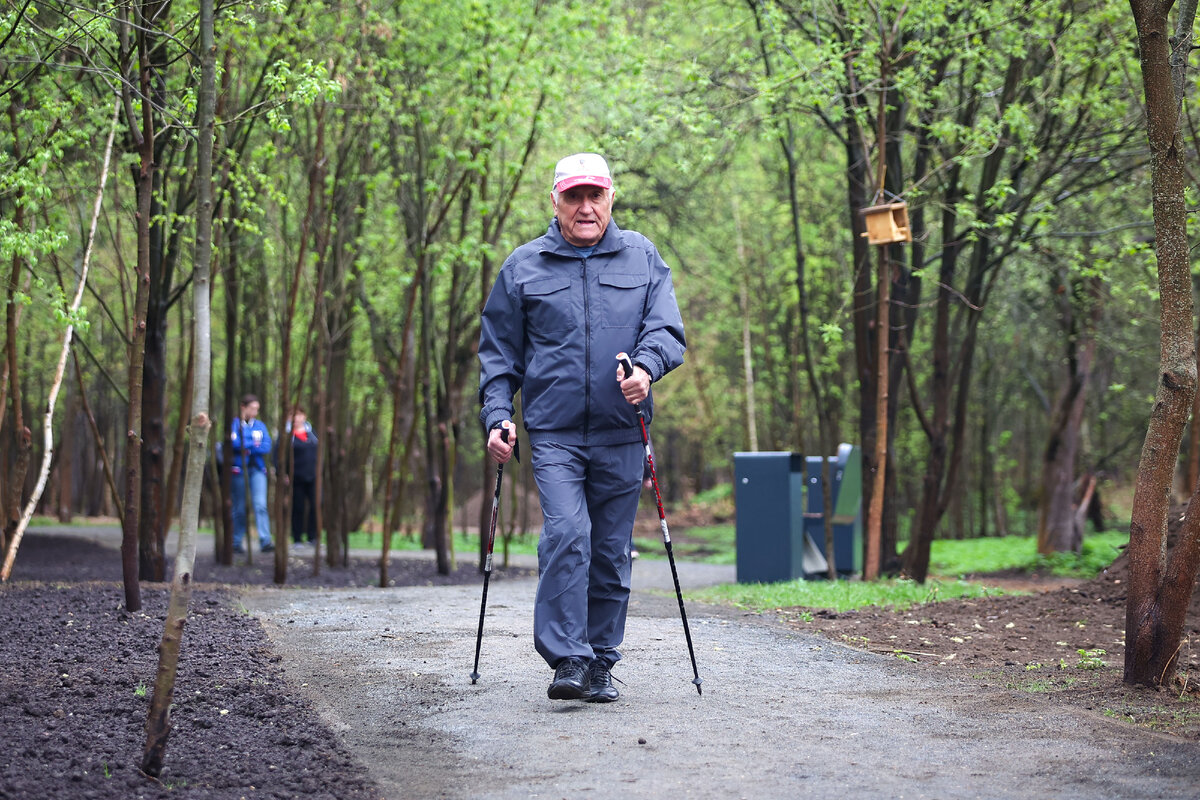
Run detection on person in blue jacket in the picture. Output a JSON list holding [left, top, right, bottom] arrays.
[[229, 394, 274, 555], [478, 153, 686, 703]]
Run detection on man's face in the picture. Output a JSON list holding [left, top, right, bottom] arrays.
[[552, 184, 613, 247], [293, 411, 306, 428], [242, 401, 260, 420]]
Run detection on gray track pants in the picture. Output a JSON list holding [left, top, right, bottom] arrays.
[[531, 440, 643, 670]]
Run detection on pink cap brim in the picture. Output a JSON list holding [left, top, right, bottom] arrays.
[[554, 175, 613, 192]]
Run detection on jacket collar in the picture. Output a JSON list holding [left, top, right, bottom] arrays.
[[543, 218, 622, 257]]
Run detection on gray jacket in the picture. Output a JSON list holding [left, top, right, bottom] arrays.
[[478, 218, 686, 446]]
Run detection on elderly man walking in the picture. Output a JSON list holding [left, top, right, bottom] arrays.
[[478, 153, 686, 702]]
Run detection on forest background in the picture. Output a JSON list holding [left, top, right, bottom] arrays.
[[0, 0, 1186, 588]]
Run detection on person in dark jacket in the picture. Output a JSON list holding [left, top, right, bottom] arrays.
[[478, 152, 686, 703], [286, 408, 319, 548], [229, 394, 274, 555]]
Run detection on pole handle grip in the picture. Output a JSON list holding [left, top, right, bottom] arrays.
[[616, 352, 635, 380], [499, 420, 519, 462]]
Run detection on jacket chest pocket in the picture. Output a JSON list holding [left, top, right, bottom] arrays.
[[523, 276, 575, 333], [597, 272, 649, 329]]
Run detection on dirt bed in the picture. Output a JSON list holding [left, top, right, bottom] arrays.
[[0, 533, 531, 800]]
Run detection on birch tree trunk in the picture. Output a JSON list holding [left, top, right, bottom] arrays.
[[0, 102, 119, 581], [142, 0, 216, 770]]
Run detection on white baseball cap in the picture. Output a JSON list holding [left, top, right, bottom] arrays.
[[553, 153, 613, 193]]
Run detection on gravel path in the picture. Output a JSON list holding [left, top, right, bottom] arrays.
[[246, 573, 1199, 800]]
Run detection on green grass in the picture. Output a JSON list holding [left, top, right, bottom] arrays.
[[29, 515, 98, 527], [345, 529, 540, 557], [683, 527, 1128, 615], [691, 483, 733, 506], [635, 523, 735, 564], [928, 531, 1127, 578], [640, 523, 1126, 576], [684, 528, 1127, 614], [348, 522, 739, 564], [688, 576, 1005, 613]]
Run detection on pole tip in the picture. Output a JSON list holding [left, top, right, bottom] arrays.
[[693, 677, 703, 696], [470, 672, 480, 684]]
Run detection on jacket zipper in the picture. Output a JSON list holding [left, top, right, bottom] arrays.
[[582, 257, 591, 444]]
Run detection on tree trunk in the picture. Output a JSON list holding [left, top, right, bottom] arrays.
[[315, 298, 342, 570], [56, 381, 74, 523], [1038, 276, 1100, 555], [163, 327, 194, 536], [379, 283, 419, 582], [72, 350, 124, 526], [121, 3, 159, 611], [865, 246, 890, 580], [271, 100, 327, 586], [311, 334, 327, 575], [324, 304, 352, 567], [420, 252, 449, 572], [381, 378, 402, 586], [1, 102, 118, 581], [1187, 274, 1200, 496], [903, 183, 961, 582], [1124, 0, 1200, 688], [139, 283, 168, 581], [733, 196, 759, 452], [845, 124, 879, 578], [143, 0, 215, 768], [902, 56, 1018, 580], [137, 0, 188, 585], [309, 217, 329, 575], [217, 205, 240, 565], [864, 55, 895, 581], [3, 259, 31, 561], [3, 96, 32, 560]]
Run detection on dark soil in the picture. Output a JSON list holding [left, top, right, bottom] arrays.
[[0, 533, 533, 800]]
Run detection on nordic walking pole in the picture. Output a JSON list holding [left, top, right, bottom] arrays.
[[471, 423, 515, 684], [617, 353, 703, 696]]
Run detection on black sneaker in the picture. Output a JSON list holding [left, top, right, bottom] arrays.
[[547, 658, 590, 700], [233, 544, 246, 555], [261, 542, 275, 553], [586, 660, 619, 703]]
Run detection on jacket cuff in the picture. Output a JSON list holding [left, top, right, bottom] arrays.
[[482, 409, 511, 433], [633, 352, 662, 383]]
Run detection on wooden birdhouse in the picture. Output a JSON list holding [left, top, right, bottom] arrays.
[[859, 201, 912, 245]]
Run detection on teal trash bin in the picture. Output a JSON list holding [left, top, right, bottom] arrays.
[[734, 452, 828, 583]]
